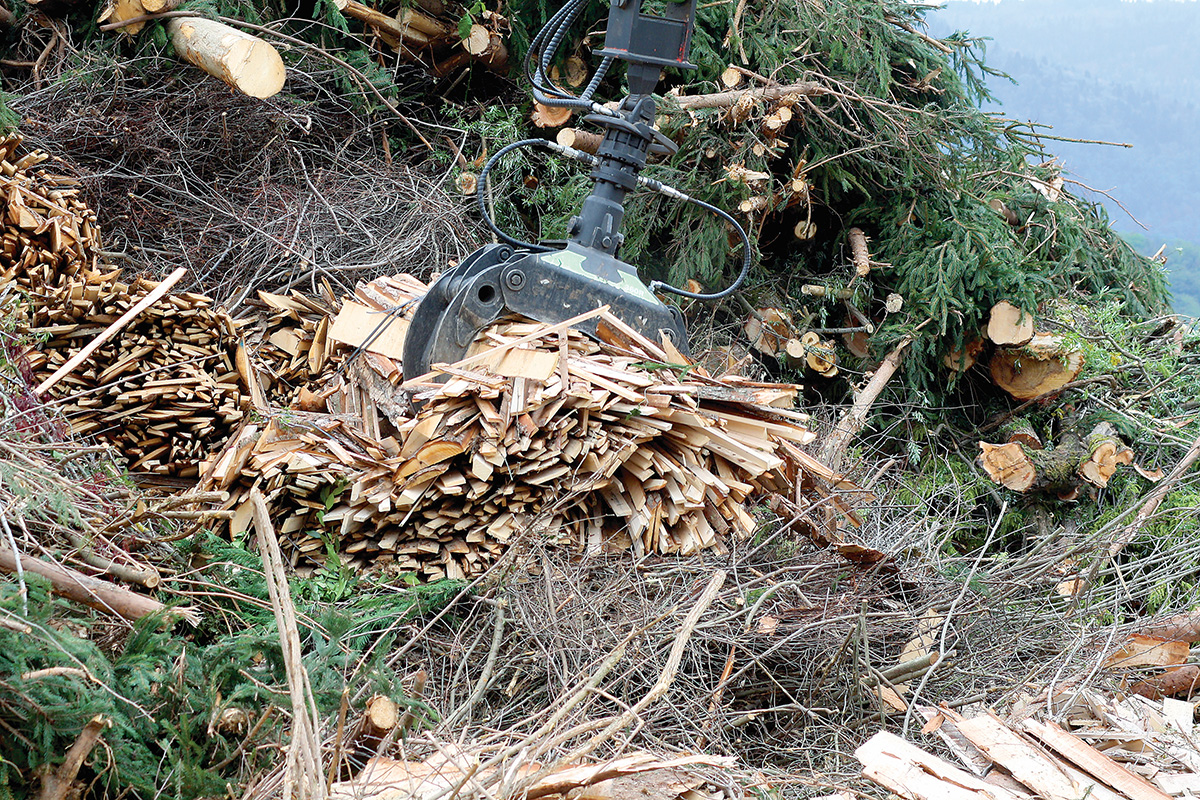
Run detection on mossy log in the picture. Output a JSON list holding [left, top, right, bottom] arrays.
[[979, 421, 1132, 494]]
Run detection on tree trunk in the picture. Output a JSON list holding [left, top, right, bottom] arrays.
[[166, 17, 287, 99]]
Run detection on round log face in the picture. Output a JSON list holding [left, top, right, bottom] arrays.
[[989, 334, 1083, 400]]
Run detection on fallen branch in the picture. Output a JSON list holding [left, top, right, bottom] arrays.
[[252, 488, 326, 800], [819, 337, 911, 473], [37, 715, 111, 800], [669, 81, 822, 111], [0, 546, 197, 624]]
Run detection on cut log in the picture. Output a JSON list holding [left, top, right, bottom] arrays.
[[140, 0, 181, 10], [803, 332, 837, 377], [986, 301, 1034, 346], [397, 8, 451, 38], [1079, 422, 1134, 487], [0, 547, 196, 624], [989, 333, 1082, 401], [943, 337, 984, 372], [848, 227, 871, 276], [461, 23, 507, 69], [1000, 419, 1041, 450], [978, 422, 1131, 493], [557, 128, 603, 154], [166, 17, 286, 98], [531, 102, 572, 128], [336, 0, 432, 46], [720, 65, 743, 88], [743, 308, 792, 357]]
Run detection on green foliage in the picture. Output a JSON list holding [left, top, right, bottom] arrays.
[[0, 533, 463, 799]]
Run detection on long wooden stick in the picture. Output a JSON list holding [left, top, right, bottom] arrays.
[[37, 715, 111, 800], [0, 547, 196, 624], [35, 267, 187, 396], [671, 81, 822, 111], [819, 337, 911, 473]]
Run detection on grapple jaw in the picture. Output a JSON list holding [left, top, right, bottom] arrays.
[[402, 243, 688, 382]]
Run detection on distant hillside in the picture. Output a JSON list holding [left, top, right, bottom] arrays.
[[928, 0, 1200, 308]]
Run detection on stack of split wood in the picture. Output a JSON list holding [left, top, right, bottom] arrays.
[[0, 134, 101, 285], [0, 134, 246, 477], [205, 274, 837, 578], [19, 268, 246, 478]]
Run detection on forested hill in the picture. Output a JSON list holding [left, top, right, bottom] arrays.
[[928, 0, 1200, 313]]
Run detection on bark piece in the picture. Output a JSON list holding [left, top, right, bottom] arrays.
[[943, 337, 984, 372], [954, 713, 1086, 800], [986, 301, 1034, 346], [855, 730, 1023, 800], [1129, 665, 1200, 700], [989, 333, 1083, 400], [1020, 719, 1172, 800], [166, 17, 286, 98]]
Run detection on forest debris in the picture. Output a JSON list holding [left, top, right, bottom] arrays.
[[165, 17, 287, 99], [1138, 610, 1200, 644], [986, 301, 1034, 346], [0, 546, 198, 624], [860, 710, 1183, 800], [989, 334, 1083, 400], [1104, 635, 1190, 670], [251, 488, 326, 800]]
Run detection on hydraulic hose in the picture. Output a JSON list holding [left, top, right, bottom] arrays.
[[647, 194, 753, 301], [475, 138, 560, 253]]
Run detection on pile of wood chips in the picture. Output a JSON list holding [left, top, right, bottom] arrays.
[[205, 275, 836, 579]]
